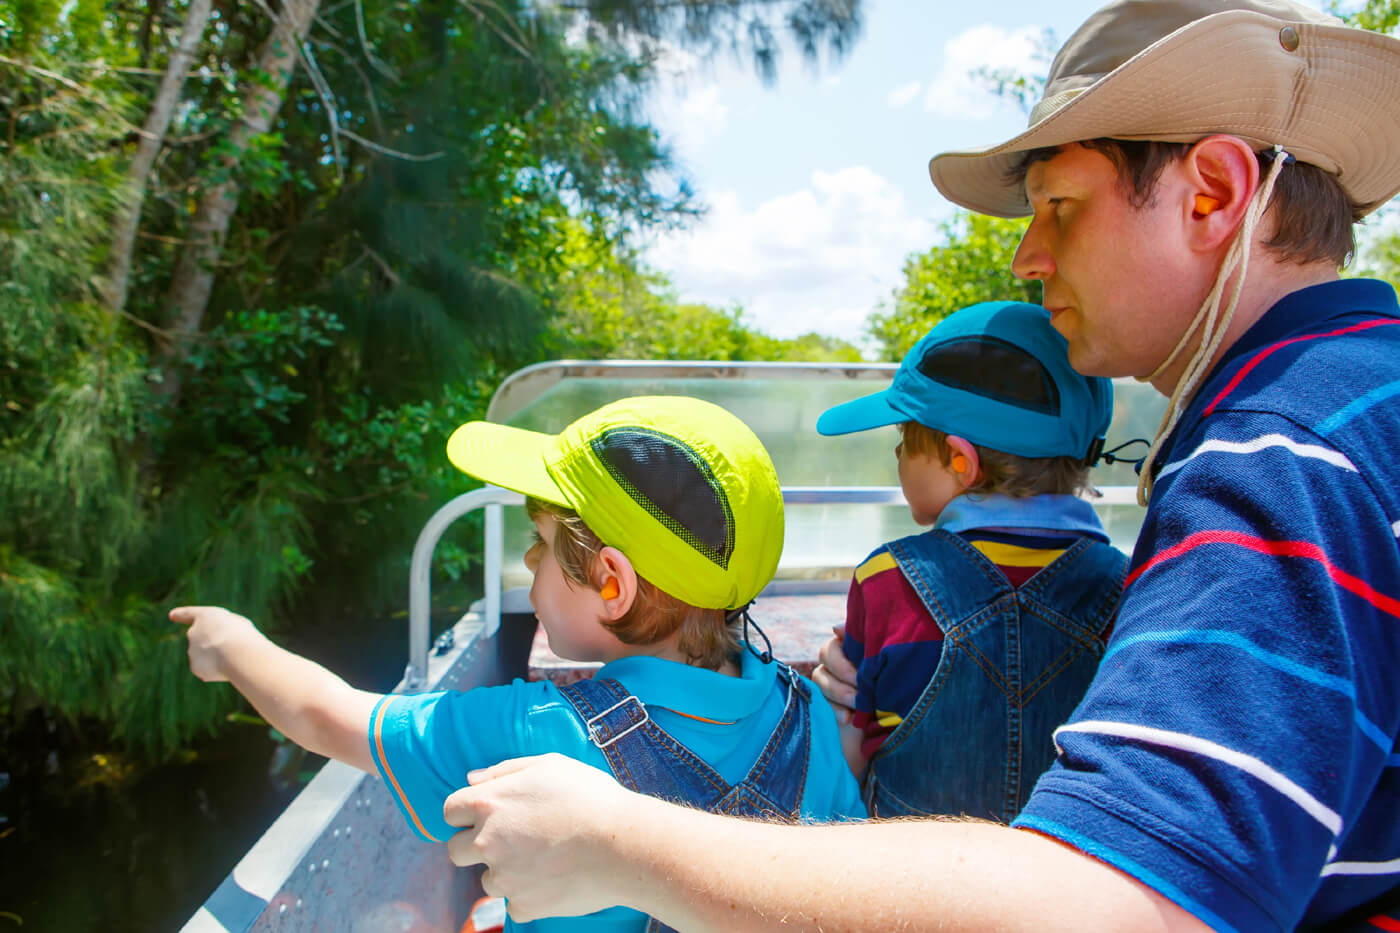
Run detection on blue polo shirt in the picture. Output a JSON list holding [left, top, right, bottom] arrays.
[[369, 647, 864, 933], [1015, 279, 1400, 932]]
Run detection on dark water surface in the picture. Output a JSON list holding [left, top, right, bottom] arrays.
[[0, 612, 426, 933]]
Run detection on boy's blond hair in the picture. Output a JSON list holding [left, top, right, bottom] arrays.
[[899, 422, 1094, 499], [526, 498, 740, 670]]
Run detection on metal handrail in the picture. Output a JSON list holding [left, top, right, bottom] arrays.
[[403, 483, 1143, 689], [485, 359, 899, 424], [405, 487, 524, 689]]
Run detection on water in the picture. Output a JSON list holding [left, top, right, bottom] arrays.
[[0, 612, 426, 933]]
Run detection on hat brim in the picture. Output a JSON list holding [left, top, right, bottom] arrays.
[[929, 10, 1400, 218], [816, 390, 908, 436], [446, 422, 569, 507]]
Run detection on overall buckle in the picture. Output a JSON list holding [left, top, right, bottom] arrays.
[[584, 695, 649, 749]]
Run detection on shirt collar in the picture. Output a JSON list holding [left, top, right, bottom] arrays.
[[595, 647, 772, 722], [934, 493, 1107, 540], [1206, 279, 1400, 385]]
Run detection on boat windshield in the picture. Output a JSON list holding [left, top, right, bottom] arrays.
[[485, 361, 1167, 587]]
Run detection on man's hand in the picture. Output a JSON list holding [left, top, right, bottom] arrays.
[[444, 754, 638, 922], [812, 625, 857, 714], [170, 605, 261, 683]]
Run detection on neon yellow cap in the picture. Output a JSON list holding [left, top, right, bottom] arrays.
[[446, 396, 784, 610]]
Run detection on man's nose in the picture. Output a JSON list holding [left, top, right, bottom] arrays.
[[1011, 222, 1054, 281]]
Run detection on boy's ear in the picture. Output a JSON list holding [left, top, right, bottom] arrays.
[[945, 435, 980, 489], [594, 547, 638, 621]]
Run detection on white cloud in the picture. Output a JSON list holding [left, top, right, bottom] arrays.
[[644, 166, 937, 343], [887, 80, 921, 110], [922, 24, 1045, 119]]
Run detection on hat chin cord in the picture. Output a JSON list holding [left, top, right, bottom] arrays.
[[1134, 146, 1291, 506]]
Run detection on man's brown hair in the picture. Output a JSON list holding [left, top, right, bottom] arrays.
[[899, 421, 1093, 499], [525, 498, 739, 670], [1009, 140, 1363, 267]]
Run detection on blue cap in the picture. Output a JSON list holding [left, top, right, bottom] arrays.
[[817, 301, 1112, 460]]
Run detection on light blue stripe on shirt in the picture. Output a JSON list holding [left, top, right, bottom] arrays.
[[1103, 629, 1390, 753], [1316, 378, 1400, 436], [1014, 814, 1241, 933]]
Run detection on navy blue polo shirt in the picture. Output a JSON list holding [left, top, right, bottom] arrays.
[[1015, 279, 1400, 932]]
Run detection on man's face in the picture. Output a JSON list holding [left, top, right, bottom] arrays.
[[1012, 144, 1202, 380]]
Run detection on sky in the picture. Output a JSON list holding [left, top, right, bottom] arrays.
[[637, 0, 1331, 347]]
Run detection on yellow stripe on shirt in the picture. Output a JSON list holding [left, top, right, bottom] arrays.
[[969, 540, 1067, 568], [875, 709, 904, 729], [855, 551, 898, 584]]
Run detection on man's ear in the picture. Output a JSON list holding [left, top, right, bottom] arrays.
[[945, 435, 980, 489], [1182, 135, 1260, 252], [594, 547, 638, 621]]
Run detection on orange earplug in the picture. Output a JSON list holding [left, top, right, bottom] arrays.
[[1194, 194, 1220, 216], [951, 454, 969, 474], [599, 578, 619, 600]]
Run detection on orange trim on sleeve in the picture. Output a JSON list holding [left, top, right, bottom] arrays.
[[372, 698, 442, 843]]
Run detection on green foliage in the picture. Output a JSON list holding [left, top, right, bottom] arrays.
[[1354, 225, 1400, 292], [571, 0, 863, 83], [969, 27, 1053, 116], [1344, 0, 1400, 33], [867, 213, 1037, 359], [541, 220, 862, 361], [1, 0, 866, 761], [179, 307, 344, 447]]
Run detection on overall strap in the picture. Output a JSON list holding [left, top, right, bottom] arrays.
[[642, 664, 814, 933], [556, 675, 729, 803], [1017, 538, 1127, 634], [709, 663, 812, 820], [559, 668, 813, 933], [887, 529, 1013, 631]]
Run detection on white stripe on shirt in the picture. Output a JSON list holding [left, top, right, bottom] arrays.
[[1157, 434, 1357, 480], [1320, 856, 1400, 877], [1055, 720, 1343, 836]]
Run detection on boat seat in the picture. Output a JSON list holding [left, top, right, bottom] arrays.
[[526, 590, 848, 685]]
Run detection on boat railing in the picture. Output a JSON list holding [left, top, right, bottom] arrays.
[[404, 482, 1144, 690]]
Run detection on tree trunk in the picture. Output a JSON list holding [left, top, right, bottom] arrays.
[[103, 0, 212, 317], [155, 0, 322, 409]]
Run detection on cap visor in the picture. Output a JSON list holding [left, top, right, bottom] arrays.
[[446, 422, 568, 505], [816, 391, 907, 436]]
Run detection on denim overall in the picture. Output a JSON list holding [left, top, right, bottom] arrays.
[[559, 662, 811, 933], [864, 529, 1125, 823]]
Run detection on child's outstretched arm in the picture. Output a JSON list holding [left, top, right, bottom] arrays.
[[171, 606, 380, 774]]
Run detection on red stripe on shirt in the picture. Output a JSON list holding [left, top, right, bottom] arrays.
[[1203, 319, 1400, 416], [1126, 530, 1400, 619], [1369, 915, 1400, 932]]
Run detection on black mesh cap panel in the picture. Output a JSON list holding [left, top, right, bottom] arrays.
[[917, 336, 1061, 416], [591, 428, 734, 569]]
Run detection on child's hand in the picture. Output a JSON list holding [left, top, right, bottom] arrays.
[[813, 625, 858, 714], [169, 605, 260, 683]]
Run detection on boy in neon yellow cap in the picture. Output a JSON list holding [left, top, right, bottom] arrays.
[[170, 395, 864, 933]]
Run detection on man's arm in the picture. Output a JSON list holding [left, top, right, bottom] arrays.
[[445, 754, 1211, 932], [171, 605, 380, 773]]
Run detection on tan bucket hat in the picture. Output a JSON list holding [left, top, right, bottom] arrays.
[[928, 0, 1400, 218]]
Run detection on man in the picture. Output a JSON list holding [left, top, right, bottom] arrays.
[[440, 1, 1400, 930]]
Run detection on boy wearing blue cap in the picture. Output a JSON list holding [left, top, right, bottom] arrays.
[[816, 300, 1125, 821]]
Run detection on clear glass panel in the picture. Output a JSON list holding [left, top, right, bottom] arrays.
[[490, 363, 1166, 588]]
